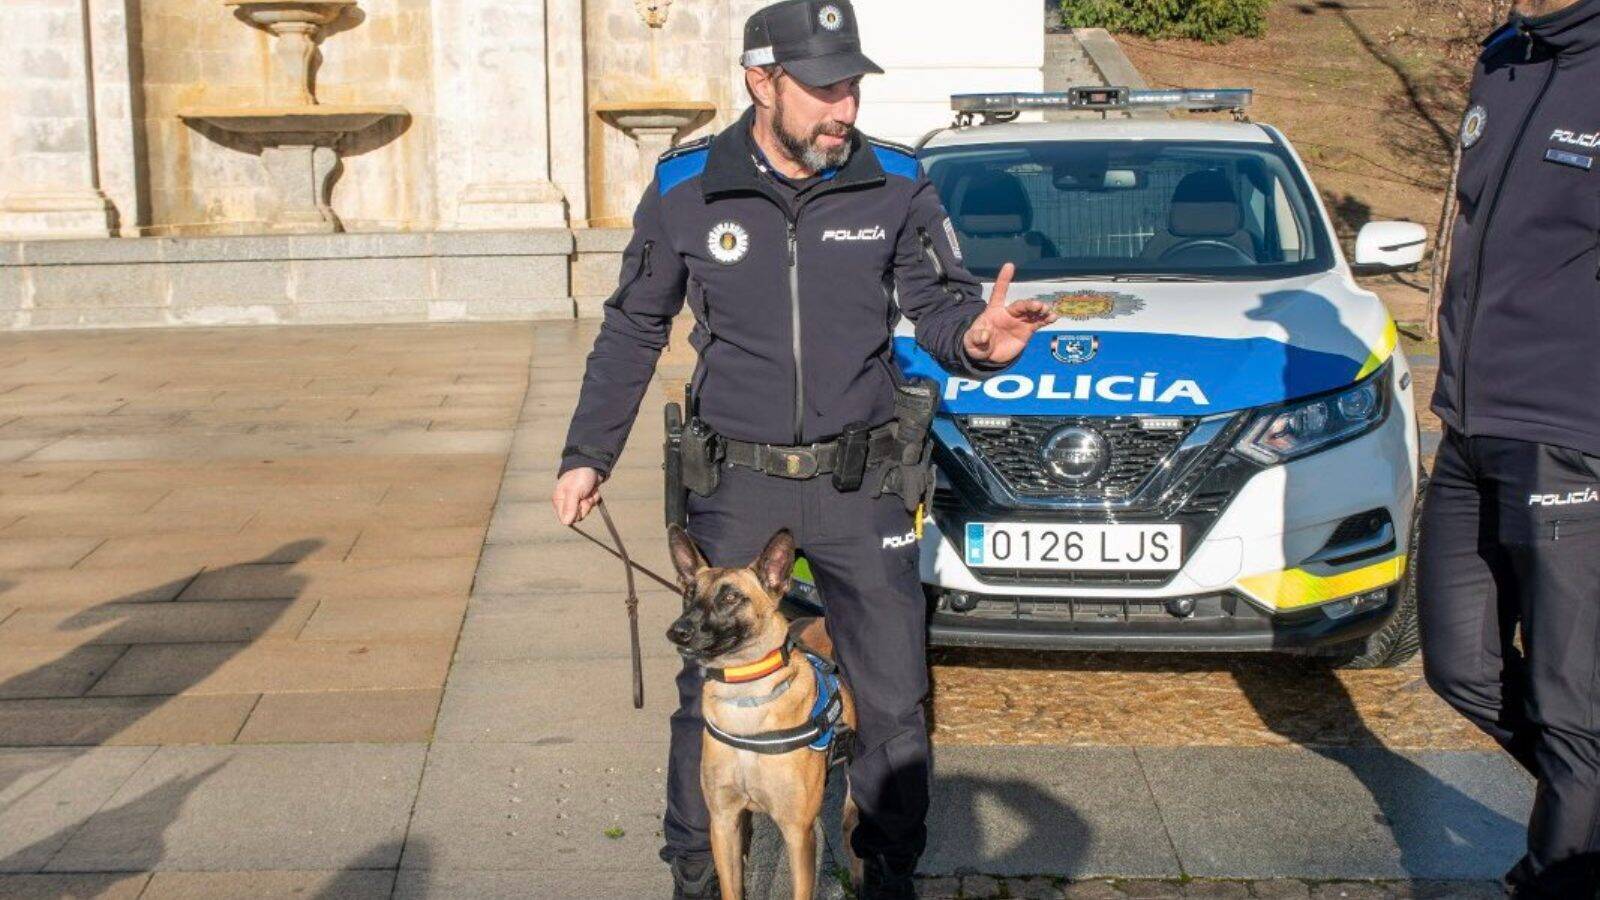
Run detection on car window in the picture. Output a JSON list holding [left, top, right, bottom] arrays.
[[919, 139, 1334, 281]]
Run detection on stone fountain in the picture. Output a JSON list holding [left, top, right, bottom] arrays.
[[179, 0, 406, 233]]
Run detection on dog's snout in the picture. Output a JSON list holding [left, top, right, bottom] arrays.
[[666, 615, 695, 646]]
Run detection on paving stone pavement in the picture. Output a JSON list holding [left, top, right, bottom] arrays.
[[0, 319, 1522, 899]]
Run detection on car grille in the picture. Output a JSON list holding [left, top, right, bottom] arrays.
[[932, 412, 1257, 589], [958, 415, 1197, 499]]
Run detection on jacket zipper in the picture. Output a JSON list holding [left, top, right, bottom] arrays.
[[619, 240, 654, 297], [1457, 56, 1558, 421], [917, 227, 947, 281], [787, 219, 803, 443]]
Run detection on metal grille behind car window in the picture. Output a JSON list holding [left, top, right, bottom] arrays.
[[920, 139, 1332, 281]]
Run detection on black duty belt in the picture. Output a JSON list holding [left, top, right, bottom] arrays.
[[721, 423, 898, 479]]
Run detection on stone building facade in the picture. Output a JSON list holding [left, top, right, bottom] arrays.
[[0, 0, 1043, 328]]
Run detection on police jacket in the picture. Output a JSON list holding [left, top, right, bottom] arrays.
[[1432, 0, 1600, 455], [560, 106, 999, 477]]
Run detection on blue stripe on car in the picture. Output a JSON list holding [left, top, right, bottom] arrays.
[[894, 332, 1365, 416]]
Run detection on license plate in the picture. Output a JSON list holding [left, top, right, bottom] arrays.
[[964, 522, 1182, 571]]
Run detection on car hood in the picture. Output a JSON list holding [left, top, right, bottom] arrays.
[[893, 271, 1399, 416]]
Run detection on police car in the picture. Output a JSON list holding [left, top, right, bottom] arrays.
[[800, 88, 1428, 667]]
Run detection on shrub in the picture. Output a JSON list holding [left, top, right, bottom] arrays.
[[1060, 0, 1271, 43]]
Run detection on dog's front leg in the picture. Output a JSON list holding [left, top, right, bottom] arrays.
[[707, 803, 747, 900], [773, 813, 817, 900]]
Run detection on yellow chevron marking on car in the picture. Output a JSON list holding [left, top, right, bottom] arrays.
[[1355, 317, 1399, 381], [1237, 554, 1407, 610]]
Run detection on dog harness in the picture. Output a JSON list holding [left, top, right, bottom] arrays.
[[704, 643, 846, 756]]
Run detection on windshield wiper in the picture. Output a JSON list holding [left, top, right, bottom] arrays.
[[1025, 272, 1220, 284], [1108, 273, 1218, 283]]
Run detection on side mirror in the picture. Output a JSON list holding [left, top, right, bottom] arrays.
[[1353, 221, 1427, 273]]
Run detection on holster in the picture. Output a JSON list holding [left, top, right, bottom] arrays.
[[875, 378, 939, 515], [662, 403, 687, 529]]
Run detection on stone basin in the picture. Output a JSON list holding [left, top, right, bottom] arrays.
[[225, 0, 356, 28], [177, 104, 407, 136]]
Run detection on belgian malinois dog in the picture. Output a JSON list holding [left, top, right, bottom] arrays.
[[666, 525, 859, 900]]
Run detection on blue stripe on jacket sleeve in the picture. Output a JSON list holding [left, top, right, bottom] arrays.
[[872, 145, 921, 180], [658, 148, 709, 196]]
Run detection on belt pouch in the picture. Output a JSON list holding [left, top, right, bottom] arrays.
[[831, 421, 872, 492], [680, 417, 722, 497]]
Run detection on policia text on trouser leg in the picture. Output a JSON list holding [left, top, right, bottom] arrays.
[[1419, 431, 1600, 896]]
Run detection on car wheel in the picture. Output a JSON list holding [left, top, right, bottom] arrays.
[[1323, 474, 1427, 670]]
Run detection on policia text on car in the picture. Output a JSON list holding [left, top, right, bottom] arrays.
[[1421, 0, 1600, 896], [549, 2, 1055, 897]]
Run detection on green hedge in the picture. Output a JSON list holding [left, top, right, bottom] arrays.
[[1060, 0, 1270, 43]]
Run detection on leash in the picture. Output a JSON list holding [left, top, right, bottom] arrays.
[[567, 498, 680, 709]]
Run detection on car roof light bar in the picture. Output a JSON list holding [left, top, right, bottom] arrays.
[[950, 87, 1254, 124]]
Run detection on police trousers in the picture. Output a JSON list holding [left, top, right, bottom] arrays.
[[660, 462, 932, 868], [1419, 429, 1600, 897]]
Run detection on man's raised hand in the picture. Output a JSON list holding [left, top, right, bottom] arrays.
[[961, 262, 1058, 366]]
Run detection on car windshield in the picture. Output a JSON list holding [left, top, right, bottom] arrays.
[[918, 139, 1335, 281]]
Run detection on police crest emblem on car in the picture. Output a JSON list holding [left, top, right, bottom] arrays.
[[1051, 334, 1099, 365], [707, 221, 750, 264], [1041, 290, 1145, 321], [1461, 104, 1487, 149]]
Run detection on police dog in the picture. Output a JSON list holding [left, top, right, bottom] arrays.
[[666, 525, 858, 900]]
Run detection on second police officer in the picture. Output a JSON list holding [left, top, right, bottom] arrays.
[[1422, 0, 1600, 895], [550, 1, 1056, 897]]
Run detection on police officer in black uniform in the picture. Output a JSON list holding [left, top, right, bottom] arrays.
[[1421, 0, 1600, 895], [550, 2, 1056, 896]]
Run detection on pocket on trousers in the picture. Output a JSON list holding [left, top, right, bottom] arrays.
[[1516, 445, 1600, 542]]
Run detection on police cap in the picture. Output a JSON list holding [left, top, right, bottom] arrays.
[[740, 0, 884, 88]]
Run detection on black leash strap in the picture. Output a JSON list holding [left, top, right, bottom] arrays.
[[568, 498, 679, 709]]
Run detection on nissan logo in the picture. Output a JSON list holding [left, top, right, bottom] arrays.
[[1041, 426, 1109, 485]]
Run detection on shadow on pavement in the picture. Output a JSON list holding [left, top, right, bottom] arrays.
[[0, 542, 320, 874], [0, 763, 226, 873]]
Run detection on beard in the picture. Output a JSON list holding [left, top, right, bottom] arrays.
[[772, 91, 853, 172]]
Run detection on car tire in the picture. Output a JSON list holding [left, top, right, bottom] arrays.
[[1322, 474, 1427, 670]]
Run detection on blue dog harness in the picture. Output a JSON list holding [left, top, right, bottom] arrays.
[[704, 643, 848, 757]]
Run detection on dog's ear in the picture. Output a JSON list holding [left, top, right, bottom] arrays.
[[752, 529, 796, 598], [667, 524, 707, 590]]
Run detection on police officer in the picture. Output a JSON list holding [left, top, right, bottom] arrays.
[[551, 3, 1055, 895], [1422, 0, 1600, 895]]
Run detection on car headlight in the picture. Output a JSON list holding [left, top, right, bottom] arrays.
[[1235, 363, 1390, 465]]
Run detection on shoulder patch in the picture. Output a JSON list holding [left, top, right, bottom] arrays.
[[660, 135, 711, 161], [657, 141, 710, 196], [867, 136, 915, 156], [1480, 22, 1521, 56], [869, 141, 921, 181]]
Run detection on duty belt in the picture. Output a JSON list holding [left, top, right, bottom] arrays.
[[721, 423, 899, 479]]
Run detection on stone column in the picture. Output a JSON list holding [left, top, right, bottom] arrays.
[[0, 0, 118, 240], [431, 0, 569, 230], [88, 0, 145, 236], [547, 0, 588, 227]]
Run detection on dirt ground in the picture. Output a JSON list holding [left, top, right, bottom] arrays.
[[1117, 0, 1473, 328]]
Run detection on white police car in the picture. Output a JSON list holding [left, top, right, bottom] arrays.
[[801, 88, 1428, 667]]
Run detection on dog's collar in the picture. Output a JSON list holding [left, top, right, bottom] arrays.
[[701, 639, 792, 684]]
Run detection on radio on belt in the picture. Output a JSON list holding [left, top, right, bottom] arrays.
[[949, 86, 1253, 125]]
